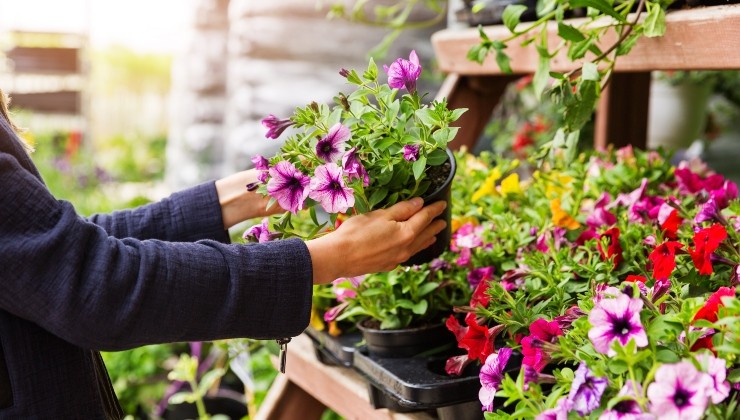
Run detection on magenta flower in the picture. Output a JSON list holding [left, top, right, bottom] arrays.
[[383, 50, 422, 93], [521, 318, 563, 373], [647, 361, 713, 420], [588, 292, 648, 356], [567, 362, 608, 416], [261, 114, 294, 139], [309, 162, 355, 214], [694, 196, 722, 225], [403, 144, 420, 162], [467, 266, 494, 289], [266, 161, 310, 213], [600, 381, 652, 420], [342, 147, 369, 187], [710, 180, 738, 208], [251, 154, 269, 183], [586, 193, 617, 228], [696, 353, 730, 404], [242, 218, 273, 243], [316, 123, 351, 163], [479, 347, 512, 412]]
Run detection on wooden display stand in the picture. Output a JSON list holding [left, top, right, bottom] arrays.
[[256, 6, 740, 419], [431, 4, 740, 151], [255, 334, 434, 420]]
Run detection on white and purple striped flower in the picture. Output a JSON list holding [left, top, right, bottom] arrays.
[[342, 147, 369, 187], [647, 361, 713, 420], [479, 347, 512, 412], [316, 123, 351, 163], [261, 114, 294, 139], [309, 163, 355, 214], [251, 154, 270, 183], [266, 161, 310, 214], [242, 218, 273, 243], [567, 362, 608, 416], [588, 292, 648, 356], [696, 353, 731, 404]]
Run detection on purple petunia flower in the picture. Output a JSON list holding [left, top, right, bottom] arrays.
[[316, 123, 351, 163], [586, 192, 617, 228], [261, 114, 294, 139], [567, 362, 608, 416], [647, 361, 713, 420], [342, 147, 369, 187], [467, 266, 494, 289], [403, 144, 420, 162], [266, 161, 311, 214], [309, 163, 355, 214], [696, 353, 731, 404], [251, 154, 270, 183], [383, 50, 422, 93], [588, 292, 648, 356], [536, 397, 571, 420], [600, 381, 653, 420], [479, 347, 512, 412], [242, 218, 273, 243]]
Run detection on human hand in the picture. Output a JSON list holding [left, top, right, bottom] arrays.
[[216, 169, 281, 229], [306, 198, 447, 284]]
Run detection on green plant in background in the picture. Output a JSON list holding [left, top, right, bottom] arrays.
[[468, 0, 674, 162], [167, 353, 228, 420]]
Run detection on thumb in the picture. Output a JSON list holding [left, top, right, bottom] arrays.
[[385, 197, 424, 221]]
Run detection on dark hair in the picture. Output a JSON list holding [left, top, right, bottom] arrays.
[[0, 88, 32, 151]]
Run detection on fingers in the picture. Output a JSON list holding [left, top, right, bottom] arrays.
[[404, 200, 447, 233], [408, 218, 446, 253], [385, 197, 424, 221]]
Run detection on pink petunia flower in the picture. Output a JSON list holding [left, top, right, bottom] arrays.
[[588, 292, 648, 356], [261, 114, 294, 139], [315, 123, 350, 163], [266, 161, 310, 213], [383, 50, 422, 93], [308, 163, 355, 214], [647, 361, 713, 420]]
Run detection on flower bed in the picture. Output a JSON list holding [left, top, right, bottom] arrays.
[[436, 147, 740, 419]]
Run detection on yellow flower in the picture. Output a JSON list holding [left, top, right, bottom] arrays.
[[500, 173, 522, 196], [472, 167, 502, 202], [550, 198, 581, 230], [309, 308, 325, 331]]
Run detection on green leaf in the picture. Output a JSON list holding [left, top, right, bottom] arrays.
[[309, 206, 319, 226], [728, 368, 740, 383], [416, 108, 440, 127], [417, 282, 439, 296], [432, 127, 457, 147], [569, 0, 627, 22], [427, 148, 449, 165], [168, 392, 195, 405], [412, 300, 428, 315], [644, 3, 666, 37], [557, 23, 586, 42], [197, 368, 226, 395], [375, 136, 398, 151], [565, 80, 599, 131], [450, 108, 467, 122], [363, 57, 378, 82], [581, 62, 600, 81], [369, 188, 389, 208], [655, 348, 681, 363], [493, 41, 512, 73], [413, 156, 427, 180], [502, 5, 528, 32], [533, 54, 550, 99]]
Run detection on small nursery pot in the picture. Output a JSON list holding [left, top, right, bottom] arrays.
[[402, 148, 456, 266], [357, 319, 454, 358]]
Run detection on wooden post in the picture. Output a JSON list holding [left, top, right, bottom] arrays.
[[594, 72, 651, 150]]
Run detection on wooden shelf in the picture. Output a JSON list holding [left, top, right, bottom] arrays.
[[431, 4, 740, 151], [433, 4, 740, 75]]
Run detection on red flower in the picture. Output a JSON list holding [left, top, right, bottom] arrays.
[[625, 274, 647, 284], [689, 224, 728, 275], [446, 313, 497, 363], [597, 227, 623, 268], [693, 287, 736, 323], [691, 287, 736, 352], [521, 318, 563, 373], [648, 241, 684, 280], [470, 278, 491, 309], [660, 209, 682, 240]]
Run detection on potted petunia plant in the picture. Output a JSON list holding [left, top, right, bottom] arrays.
[[439, 146, 740, 418], [251, 50, 466, 265]]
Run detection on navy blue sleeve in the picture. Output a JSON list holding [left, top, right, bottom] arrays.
[[87, 182, 231, 243], [0, 152, 313, 351]]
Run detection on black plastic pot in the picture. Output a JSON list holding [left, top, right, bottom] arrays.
[[356, 320, 455, 358], [165, 389, 247, 420], [304, 326, 363, 367], [353, 346, 523, 414], [402, 148, 457, 266]]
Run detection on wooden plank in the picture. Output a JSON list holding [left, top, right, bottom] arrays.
[[432, 4, 740, 75], [8, 91, 81, 114], [435, 74, 520, 152], [594, 72, 652, 149], [255, 374, 327, 420], [6, 47, 81, 74], [257, 334, 435, 420]]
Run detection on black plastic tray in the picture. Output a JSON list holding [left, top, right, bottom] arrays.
[[304, 326, 363, 368]]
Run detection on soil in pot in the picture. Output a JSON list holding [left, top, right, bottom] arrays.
[[402, 148, 456, 266]]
